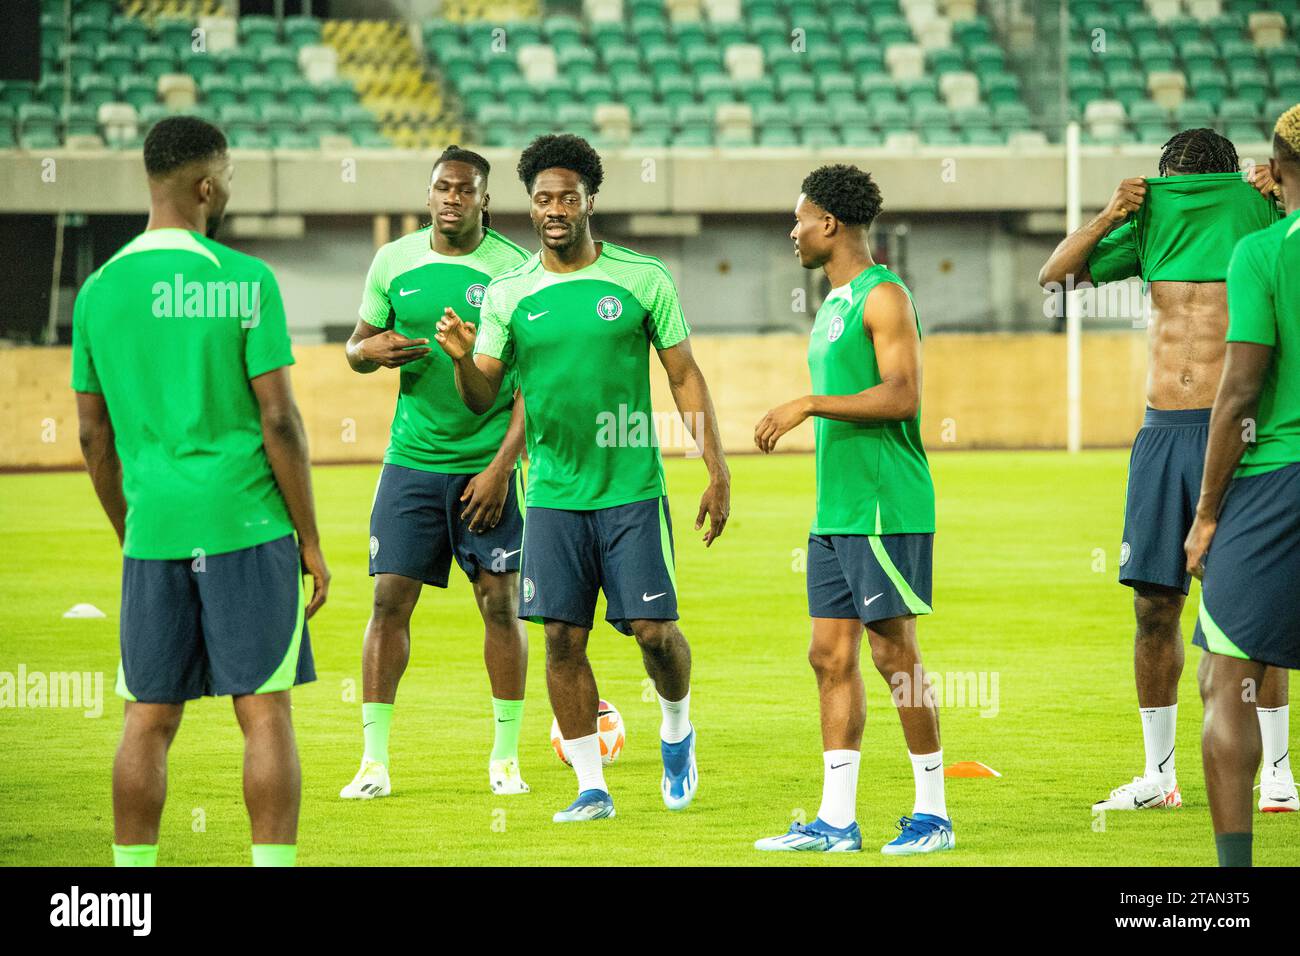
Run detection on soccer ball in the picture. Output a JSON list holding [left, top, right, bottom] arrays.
[[551, 699, 625, 767]]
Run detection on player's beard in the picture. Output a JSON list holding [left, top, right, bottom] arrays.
[[539, 212, 587, 252], [204, 212, 224, 240]]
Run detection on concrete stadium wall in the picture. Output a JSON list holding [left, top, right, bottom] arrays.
[[1, 331, 1147, 469]]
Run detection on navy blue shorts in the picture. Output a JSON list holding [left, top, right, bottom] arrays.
[[1119, 406, 1210, 594], [518, 496, 677, 635], [117, 534, 314, 703], [1193, 461, 1300, 669], [369, 463, 524, 587], [807, 533, 934, 626]]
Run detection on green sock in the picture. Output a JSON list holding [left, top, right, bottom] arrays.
[[362, 702, 393, 766], [1215, 832, 1252, 867], [112, 843, 158, 867], [251, 844, 297, 867], [491, 697, 525, 761]]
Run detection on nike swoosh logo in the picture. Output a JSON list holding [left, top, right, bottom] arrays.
[[1157, 745, 1175, 774], [863, 592, 884, 607], [527, 311, 548, 321], [362, 722, 374, 729], [924, 763, 941, 772], [496, 717, 515, 723], [1270, 795, 1295, 802], [642, 591, 667, 602], [500, 549, 521, 559], [399, 288, 420, 297], [830, 762, 851, 770], [1275, 749, 1290, 769]]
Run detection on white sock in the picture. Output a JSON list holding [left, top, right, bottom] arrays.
[[1257, 705, 1292, 779], [1140, 705, 1178, 788], [909, 750, 948, 820], [565, 733, 607, 795], [817, 750, 860, 829], [658, 689, 691, 744]]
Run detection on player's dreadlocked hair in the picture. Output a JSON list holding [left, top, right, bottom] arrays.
[[800, 164, 883, 227], [143, 115, 226, 177], [516, 133, 604, 195], [1273, 104, 1300, 166], [433, 144, 492, 227], [1158, 128, 1239, 176]]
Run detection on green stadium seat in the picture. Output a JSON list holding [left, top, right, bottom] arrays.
[[96, 44, 135, 81], [993, 101, 1033, 132], [1225, 122, 1265, 143], [764, 45, 805, 82], [629, 127, 671, 148], [646, 45, 684, 81], [858, 74, 899, 108], [630, 15, 669, 47], [834, 102, 872, 131], [1266, 97, 1295, 122], [590, 19, 628, 48], [754, 101, 790, 128], [613, 73, 655, 108], [841, 42, 884, 73], [1189, 68, 1228, 110], [243, 75, 280, 110], [952, 15, 992, 47], [260, 102, 298, 133], [922, 128, 962, 146], [340, 104, 379, 139], [874, 15, 912, 46], [577, 74, 615, 106], [219, 48, 257, 81], [423, 21, 461, 54], [200, 75, 241, 110], [300, 103, 338, 137], [72, 12, 110, 48], [19, 102, 59, 141], [982, 72, 1022, 107], [438, 48, 476, 76], [40, 12, 66, 47], [219, 103, 260, 136], [747, 13, 786, 45], [709, 19, 746, 48], [136, 103, 170, 129], [671, 21, 710, 53], [284, 16, 323, 49], [1230, 68, 1268, 105], [801, 126, 841, 148], [497, 75, 533, 110], [275, 131, 320, 150], [758, 126, 799, 147], [817, 74, 857, 110], [872, 101, 910, 133], [229, 130, 272, 149], [968, 43, 1007, 77], [1166, 17, 1203, 47], [829, 12, 871, 46], [241, 15, 280, 51], [927, 47, 965, 77], [539, 77, 573, 110], [320, 79, 358, 108], [117, 75, 156, 111], [634, 101, 673, 130], [657, 75, 696, 109], [557, 103, 592, 129], [280, 76, 318, 110], [1174, 99, 1216, 129], [716, 127, 754, 148], [259, 46, 299, 81], [685, 45, 724, 77], [964, 128, 1006, 146], [0, 124, 17, 149], [558, 46, 597, 76], [1219, 98, 1261, 126], [1136, 40, 1176, 73], [154, 18, 195, 52], [1107, 69, 1146, 111], [60, 103, 98, 137], [58, 43, 95, 80], [901, 77, 938, 106], [1220, 39, 1262, 68], [675, 126, 713, 147], [1264, 42, 1300, 73], [954, 103, 994, 132], [698, 74, 735, 107], [20, 129, 61, 150], [1137, 124, 1173, 144], [482, 50, 518, 84], [180, 48, 219, 82], [77, 74, 115, 110], [1177, 39, 1218, 67], [137, 45, 177, 81], [737, 76, 777, 107], [1069, 70, 1104, 110], [601, 44, 641, 74], [777, 73, 817, 108], [1067, 42, 1093, 75], [841, 126, 884, 147], [38, 74, 70, 106], [674, 102, 713, 133]]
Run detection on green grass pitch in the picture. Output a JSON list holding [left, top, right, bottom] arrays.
[[0, 451, 1294, 866]]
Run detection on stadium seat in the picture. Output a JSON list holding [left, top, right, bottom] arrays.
[[157, 74, 197, 112], [197, 16, 238, 55], [217, 48, 255, 81], [155, 18, 196, 52], [285, 16, 324, 50], [280, 76, 319, 110], [96, 44, 136, 81], [98, 102, 138, 148], [241, 15, 281, 51], [1174, 98, 1216, 129], [61, 103, 99, 138], [657, 74, 696, 109], [698, 73, 736, 106], [77, 74, 116, 111], [179, 48, 219, 82], [1189, 68, 1228, 110], [72, 12, 110, 49], [200, 75, 241, 110], [613, 72, 656, 107]]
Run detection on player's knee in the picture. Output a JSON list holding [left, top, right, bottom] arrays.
[[371, 588, 416, 629], [124, 703, 183, 743], [867, 635, 909, 678], [477, 577, 518, 630], [808, 641, 855, 677], [545, 625, 587, 664], [1134, 589, 1183, 639], [631, 620, 678, 653]]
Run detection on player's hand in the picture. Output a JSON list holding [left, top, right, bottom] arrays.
[[1245, 162, 1282, 201], [1101, 177, 1148, 224], [754, 397, 810, 454], [1184, 515, 1217, 580], [357, 330, 431, 368], [299, 539, 330, 618], [460, 465, 510, 533], [434, 307, 477, 360], [695, 475, 730, 547]]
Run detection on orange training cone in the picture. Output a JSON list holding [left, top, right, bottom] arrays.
[[944, 761, 1001, 778]]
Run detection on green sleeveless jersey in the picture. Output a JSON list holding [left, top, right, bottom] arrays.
[[807, 264, 934, 535], [1226, 209, 1300, 477], [359, 227, 529, 473], [475, 242, 690, 510]]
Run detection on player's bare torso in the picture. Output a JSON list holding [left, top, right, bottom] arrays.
[[1145, 280, 1228, 410]]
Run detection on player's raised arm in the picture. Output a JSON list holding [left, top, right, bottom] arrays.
[[1037, 176, 1148, 287], [755, 282, 920, 454], [251, 367, 329, 618], [437, 306, 507, 414], [657, 339, 731, 545]]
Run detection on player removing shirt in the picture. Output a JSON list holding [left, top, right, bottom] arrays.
[[72, 117, 328, 867], [434, 134, 731, 823], [752, 165, 952, 855], [340, 147, 532, 799], [1038, 129, 1294, 814], [1185, 106, 1300, 866]]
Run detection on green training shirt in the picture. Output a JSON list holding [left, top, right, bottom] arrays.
[[1088, 173, 1280, 283], [807, 264, 935, 535], [360, 226, 529, 473], [474, 242, 690, 510], [70, 228, 295, 560], [1225, 209, 1300, 478]]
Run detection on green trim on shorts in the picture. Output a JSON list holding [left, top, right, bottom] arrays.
[[1198, 597, 1250, 660], [658, 497, 677, 592], [514, 467, 525, 519], [115, 661, 137, 701], [255, 570, 306, 694], [868, 535, 932, 616]]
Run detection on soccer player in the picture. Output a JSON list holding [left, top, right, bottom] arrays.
[[72, 117, 327, 867], [752, 164, 952, 855], [339, 147, 532, 799], [433, 134, 730, 822], [1185, 105, 1300, 865], [1037, 129, 1295, 813]]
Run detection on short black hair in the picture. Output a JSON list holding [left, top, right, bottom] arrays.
[[143, 115, 227, 177], [517, 133, 604, 195], [800, 164, 883, 227], [432, 144, 490, 181], [1159, 128, 1239, 176]]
